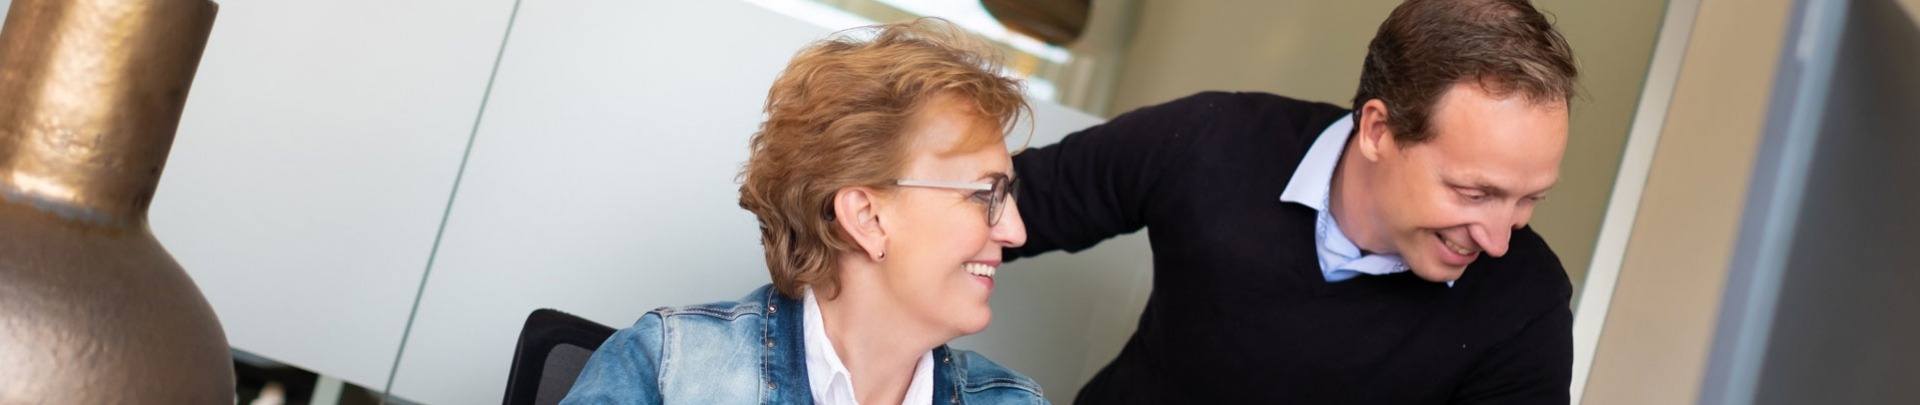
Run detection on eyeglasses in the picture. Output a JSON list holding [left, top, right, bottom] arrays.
[[895, 175, 1019, 226]]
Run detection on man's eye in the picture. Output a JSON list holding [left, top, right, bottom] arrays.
[[1461, 192, 1488, 202], [970, 190, 995, 202]]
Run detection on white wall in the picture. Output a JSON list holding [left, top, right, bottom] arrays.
[[384, 1, 1139, 404], [155, 0, 517, 391]]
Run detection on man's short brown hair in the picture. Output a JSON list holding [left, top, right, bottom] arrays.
[[738, 18, 1028, 299], [1353, 0, 1578, 144]]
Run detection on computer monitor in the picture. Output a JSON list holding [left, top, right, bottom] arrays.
[[1700, 0, 1920, 403]]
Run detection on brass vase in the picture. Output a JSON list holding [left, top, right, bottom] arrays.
[[0, 0, 232, 403]]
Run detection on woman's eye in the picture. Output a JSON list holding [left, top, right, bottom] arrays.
[[1461, 193, 1488, 202], [970, 190, 995, 202]]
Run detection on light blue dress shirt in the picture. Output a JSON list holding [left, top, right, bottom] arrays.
[[1278, 114, 1449, 286]]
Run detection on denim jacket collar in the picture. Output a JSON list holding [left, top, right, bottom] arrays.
[[752, 285, 1032, 404]]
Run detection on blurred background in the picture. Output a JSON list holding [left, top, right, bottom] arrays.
[[2, 0, 1912, 404]]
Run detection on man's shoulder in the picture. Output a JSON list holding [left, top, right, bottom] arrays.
[[1467, 226, 1573, 306], [1116, 92, 1349, 162], [1163, 91, 1344, 111], [1509, 226, 1571, 289], [1149, 91, 1349, 124]]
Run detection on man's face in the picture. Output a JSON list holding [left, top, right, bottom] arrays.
[[1364, 82, 1567, 283]]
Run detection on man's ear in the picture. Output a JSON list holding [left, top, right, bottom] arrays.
[[1356, 99, 1396, 162], [832, 187, 889, 261]]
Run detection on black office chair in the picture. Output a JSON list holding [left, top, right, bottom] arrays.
[[503, 308, 617, 405]]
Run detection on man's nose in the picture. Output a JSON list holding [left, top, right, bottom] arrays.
[[1473, 209, 1515, 257]]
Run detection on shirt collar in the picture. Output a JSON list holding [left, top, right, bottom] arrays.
[[1277, 115, 1447, 286], [803, 288, 935, 405], [1280, 114, 1355, 210]]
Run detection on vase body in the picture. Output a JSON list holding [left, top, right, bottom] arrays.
[[0, 0, 232, 403]]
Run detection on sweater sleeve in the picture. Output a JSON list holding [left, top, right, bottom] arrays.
[[1449, 302, 1573, 404], [1003, 92, 1224, 260]]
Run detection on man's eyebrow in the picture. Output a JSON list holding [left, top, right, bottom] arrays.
[[1507, 177, 1559, 197], [1448, 177, 1555, 197], [1531, 179, 1560, 196], [1476, 183, 1514, 198], [1445, 176, 1511, 197]]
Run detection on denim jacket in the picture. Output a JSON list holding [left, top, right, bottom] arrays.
[[560, 284, 1049, 404]]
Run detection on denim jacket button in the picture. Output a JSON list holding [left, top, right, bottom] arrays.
[[767, 381, 776, 390], [767, 304, 776, 313], [765, 338, 775, 348]]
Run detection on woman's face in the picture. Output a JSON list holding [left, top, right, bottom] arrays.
[[876, 95, 1027, 338]]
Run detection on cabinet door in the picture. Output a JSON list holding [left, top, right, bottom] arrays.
[[154, 0, 518, 391]]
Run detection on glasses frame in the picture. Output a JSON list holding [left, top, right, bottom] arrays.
[[895, 176, 1018, 226]]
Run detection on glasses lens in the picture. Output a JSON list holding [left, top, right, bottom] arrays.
[[988, 177, 1015, 226]]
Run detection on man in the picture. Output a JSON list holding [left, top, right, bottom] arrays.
[[1007, 0, 1579, 403]]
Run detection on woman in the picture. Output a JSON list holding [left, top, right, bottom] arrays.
[[561, 18, 1045, 404]]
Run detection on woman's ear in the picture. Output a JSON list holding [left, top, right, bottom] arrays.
[[832, 187, 889, 261], [1356, 99, 1395, 162]]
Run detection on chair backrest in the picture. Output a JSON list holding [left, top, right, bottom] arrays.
[[503, 308, 617, 405]]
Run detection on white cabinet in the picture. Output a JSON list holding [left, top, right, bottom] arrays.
[[154, 0, 518, 391]]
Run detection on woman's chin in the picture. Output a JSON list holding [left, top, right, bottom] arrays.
[[952, 308, 993, 336]]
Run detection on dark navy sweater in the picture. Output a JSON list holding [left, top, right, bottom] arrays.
[[1007, 92, 1573, 404]]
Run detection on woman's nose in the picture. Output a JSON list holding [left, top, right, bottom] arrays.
[[993, 200, 1028, 248]]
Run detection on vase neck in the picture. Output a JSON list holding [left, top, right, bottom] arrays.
[[0, 0, 218, 225]]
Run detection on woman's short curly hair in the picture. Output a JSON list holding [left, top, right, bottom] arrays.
[[738, 18, 1029, 299]]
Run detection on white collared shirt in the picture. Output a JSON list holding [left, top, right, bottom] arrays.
[[803, 288, 935, 405], [1278, 114, 1451, 287]]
